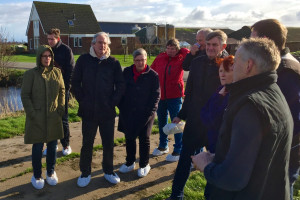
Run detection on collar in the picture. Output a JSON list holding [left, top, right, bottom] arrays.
[[226, 71, 277, 99]]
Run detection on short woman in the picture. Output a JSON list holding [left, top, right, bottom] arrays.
[[118, 48, 160, 177], [200, 55, 234, 153]]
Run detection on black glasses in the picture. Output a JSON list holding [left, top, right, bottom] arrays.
[[134, 59, 146, 62], [41, 55, 52, 58]]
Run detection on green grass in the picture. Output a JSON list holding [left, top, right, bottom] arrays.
[[13, 54, 156, 67], [151, 171, 206, 200], [152, 171, 300, 200], [0, 114, 26, 139]]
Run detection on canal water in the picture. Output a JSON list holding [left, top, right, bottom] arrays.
[[0, 87, 23, 114]]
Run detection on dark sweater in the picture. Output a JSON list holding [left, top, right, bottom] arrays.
[[51, 40, 75, 91]]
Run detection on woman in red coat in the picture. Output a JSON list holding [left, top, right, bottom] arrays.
[[151, 39, 189, 162]]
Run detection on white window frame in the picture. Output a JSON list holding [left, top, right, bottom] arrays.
[[74, 37, 82, 47]]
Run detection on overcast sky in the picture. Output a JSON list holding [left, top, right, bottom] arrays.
[[1, 0, 299, 42]]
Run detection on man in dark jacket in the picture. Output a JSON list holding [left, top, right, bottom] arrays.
[[250, 19, 300, 200], [182, 28, 212, 71], [192, 38, 293, 200], [169, 30, 228, 199], [46, 28, 75, 156], [71, 32, 125, 187]]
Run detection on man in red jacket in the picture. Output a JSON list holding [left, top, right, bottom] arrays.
[[151, 38, 189, 162]]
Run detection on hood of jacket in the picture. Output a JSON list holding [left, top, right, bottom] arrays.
[[89, 45, 111, 60], [36, 45, 54, 69]]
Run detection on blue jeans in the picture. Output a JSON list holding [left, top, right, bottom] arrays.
[[170, 144, 200, 199], [157, 98, 183, 154], [32, 140, 57, 178]]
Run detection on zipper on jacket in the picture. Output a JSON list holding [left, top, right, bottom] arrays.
[[164, 59, 171, 99], [178, 83, 182, 96]]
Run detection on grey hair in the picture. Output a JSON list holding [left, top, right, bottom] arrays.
[[197, 28, 213, 38], [91, 32, 111, 45], [206, 30, 227, 45], [133, 48, 147, 59], [237, 37, 280, 73]]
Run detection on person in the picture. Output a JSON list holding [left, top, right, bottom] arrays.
[[118, 48, 160, 177], [169, 30, 228, 199], [150, 38, 189, 162], [192, 38, 293, 200], [250, 19, 300, 199], [71, 32, 125, 187], [182, 28, 213, 71], [43, 28, 75, 156], [201, 55, 234, 153], [199, 55, 234, 199], [21, 45, 65, 189]]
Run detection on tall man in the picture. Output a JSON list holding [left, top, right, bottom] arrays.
[[250, 19, 300, 199], [169, 30, 228, 199], [182, 28, 213, 71], [71, 32, 125, 187], [192, 38, 293, 200], [151, 38, 189, 162], [46, 28, 75, 156]]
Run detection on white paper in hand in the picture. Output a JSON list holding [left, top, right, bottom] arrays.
[[163, 122, 185, 135]]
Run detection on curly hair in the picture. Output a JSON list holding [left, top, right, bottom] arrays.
[[216, 55, 234, 71]]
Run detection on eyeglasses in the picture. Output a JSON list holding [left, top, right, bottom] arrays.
[[41, 55, 52, 58], [134, 59, 146, 62]]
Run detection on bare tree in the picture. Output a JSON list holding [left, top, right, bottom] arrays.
[[0, 27, 15, 86]]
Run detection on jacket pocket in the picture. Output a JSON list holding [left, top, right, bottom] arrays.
[[178, 83, 183, 96]]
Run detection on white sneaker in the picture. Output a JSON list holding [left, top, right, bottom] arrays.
[[137, 164, 151, 177], [77, 175, 91, 187], [31, 176, 44, 189], [62, 146, 72, 156], [104, 173, 120, 184], [119, 162, 135, 173], [166, 153, 180, 162], [152, 147, 169, 156], [43, 145, 58, 156], [46, 171, 58, 186]]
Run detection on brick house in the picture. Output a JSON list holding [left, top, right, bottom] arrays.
[[26, 1, 101, 54], [98, 22, 157, 54]]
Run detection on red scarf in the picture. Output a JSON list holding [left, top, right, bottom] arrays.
[[133, 65, 147, 82]]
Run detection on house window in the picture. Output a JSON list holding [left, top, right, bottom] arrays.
[[29, 39, 33, 50], [34, 37, 39, 49], [68, 20, 74, 26], [74, 37, 82, 47]]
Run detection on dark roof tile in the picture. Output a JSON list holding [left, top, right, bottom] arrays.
[[34, 1, 101, 34]]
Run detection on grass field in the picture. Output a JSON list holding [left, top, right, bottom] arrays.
[[14, 54, 156, 67]]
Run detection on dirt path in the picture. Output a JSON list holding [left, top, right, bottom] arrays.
[[0, 119, 180, 200]]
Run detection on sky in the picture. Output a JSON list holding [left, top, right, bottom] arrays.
[[0, 0, 299, 42]]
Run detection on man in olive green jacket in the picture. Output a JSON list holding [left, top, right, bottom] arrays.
[[21, 45, 65, 190]]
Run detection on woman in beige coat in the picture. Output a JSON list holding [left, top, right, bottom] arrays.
[[21, 45, 65, 189]]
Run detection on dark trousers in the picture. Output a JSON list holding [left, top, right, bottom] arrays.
[[125, 130, 150, 168], [32, 140, 57, 178], [60, 91, 70, 148], [170, 143, 200, 199], [80, 118, 115, 176], [289, 166, 299, 200]]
